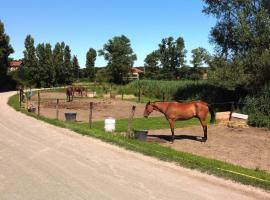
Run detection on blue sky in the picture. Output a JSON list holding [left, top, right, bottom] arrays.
[[1, 0, 216, 67]]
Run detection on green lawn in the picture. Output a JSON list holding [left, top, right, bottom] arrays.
[[8, 93, 270, 191]]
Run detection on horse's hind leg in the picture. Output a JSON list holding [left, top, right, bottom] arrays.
[[199, 118, 207, 141], [168, 119, 175, 142]]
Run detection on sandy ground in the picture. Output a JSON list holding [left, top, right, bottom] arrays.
[[1, 91, 270, 199], [148, 125, 270, 171]]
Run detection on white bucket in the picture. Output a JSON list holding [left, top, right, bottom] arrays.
[[104, 117, 116, 132]]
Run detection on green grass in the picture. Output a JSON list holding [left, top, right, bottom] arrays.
[[8, 93, 270, 191], [92, 116, 202, 133]]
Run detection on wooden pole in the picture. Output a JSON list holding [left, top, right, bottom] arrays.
[[89, 102, 93, 128], [229, 101, 235, 121], [26, 92, 28, 110], [38, 91, 40, 116], [138, 88, 141, 103], [19, 89, 22, 108], [162, 92, 165, 102], [127, 105, 136, 138], [56, 99, 59, 120]]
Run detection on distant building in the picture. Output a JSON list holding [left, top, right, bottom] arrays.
[[128, 67, 144, 80], [202, 72, 208, 80], [9, 60, 22, 71]]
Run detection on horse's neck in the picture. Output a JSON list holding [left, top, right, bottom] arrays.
[[153, 102, 168, 114]]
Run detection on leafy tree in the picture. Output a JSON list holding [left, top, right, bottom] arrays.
[[0, 20, 14, 83], [63, 45, 72, 84], [36, 43, 54, 87], [72, 55, 80, 79], [191, 47, 210, 68], [203, 0, 270, 89], [85, 48, 96, 80], [144, 51, 160, 79], [45, 43, 55, 85], [158, 36, 187, 79], [22, 35, 38, 86], [99, 35, 137, 84], [189, 47, 211, 80], [52, 42, 69, 85]]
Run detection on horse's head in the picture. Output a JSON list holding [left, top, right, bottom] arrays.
[[144, 101, 154, 118]]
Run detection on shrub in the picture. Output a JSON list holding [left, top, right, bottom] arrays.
[[123, 80, 246, 111], [244, 85, 270, 128]]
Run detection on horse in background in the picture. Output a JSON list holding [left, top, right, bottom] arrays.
[[143, 101, 215, 142], [66, 86, 74, 102], [74, 86, 87, 97]]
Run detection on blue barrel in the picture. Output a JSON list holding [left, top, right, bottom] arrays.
[[65, 112, 77, 121]]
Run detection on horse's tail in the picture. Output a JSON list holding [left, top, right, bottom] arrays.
[[208, 104, 215, 123]]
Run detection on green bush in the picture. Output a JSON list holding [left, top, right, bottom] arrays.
[[123, 80, 203, 100], [123, 80, 246, 111], [244, 85, 270, 128], [0, 75, 18, 92]]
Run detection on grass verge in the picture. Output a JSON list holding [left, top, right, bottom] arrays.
[[8, 94, 270, 191]]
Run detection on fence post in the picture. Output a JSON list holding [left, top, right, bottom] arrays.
[[19, 89, 23, 108], [229, 101, 235, 121], [162, 92, 165, 102], [127, 105, 136, 138], [56, 99, 59, 120], [138, 88, 141, 103], [38, 91, 40, 116], [26, 92, 28, 110], [89, 102, 93, 128]]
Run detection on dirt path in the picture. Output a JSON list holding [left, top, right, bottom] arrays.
[[1, 91, 269, 200], [148, 125, 270, 171]]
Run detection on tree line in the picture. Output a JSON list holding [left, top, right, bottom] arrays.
[[1, 0, 269, 91], [17, 35, 99, 87]]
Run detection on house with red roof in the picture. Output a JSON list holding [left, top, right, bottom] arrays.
[[9, 60, 22, 71], [128, 67, 144, 80]]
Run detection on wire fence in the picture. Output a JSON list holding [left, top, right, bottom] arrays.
[[18, 89, 248, 128]]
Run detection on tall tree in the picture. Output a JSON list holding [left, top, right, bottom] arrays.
[[191, 47, 210, 68], [53, 42, 64, 85], [63, 45, 72, 84], [0, 20, 14, 83], [85, 48, 97, 80], [144, 51, 160, 79], [203, 0, 270, 88], [36, 43, 54, 87], [72, 55, 80, 79], [99, 35, 137, 84], [22, 35, 38, 86], [158, 36, 187, 79]]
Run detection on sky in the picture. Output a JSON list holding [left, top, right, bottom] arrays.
[[1, 0, 216, 68]]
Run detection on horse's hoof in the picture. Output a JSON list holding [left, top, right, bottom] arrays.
[[202, 137, 207, 142]]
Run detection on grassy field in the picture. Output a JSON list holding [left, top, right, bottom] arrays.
[[8, 93, 270, 191]]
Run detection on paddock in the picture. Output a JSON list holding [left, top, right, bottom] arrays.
[[28, 91, 270, 172]]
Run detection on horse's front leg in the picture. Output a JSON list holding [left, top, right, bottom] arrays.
[[168, 119, 175, 142]]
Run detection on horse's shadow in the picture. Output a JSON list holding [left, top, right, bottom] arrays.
[[147, 134, 206, 142]]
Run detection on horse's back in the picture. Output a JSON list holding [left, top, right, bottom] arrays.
[[169, 101, 209, 118]]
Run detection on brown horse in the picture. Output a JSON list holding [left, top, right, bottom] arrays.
[[143, 101, 215, 142], [66, 86, 74, 102], [74, 86, 87, 97]]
